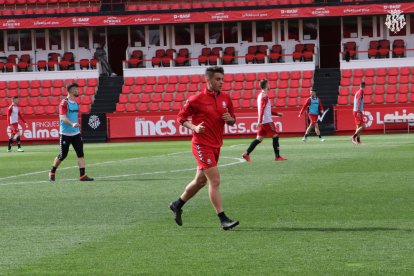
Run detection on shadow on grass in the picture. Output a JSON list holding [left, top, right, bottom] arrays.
[[185, 226, 414, 232], [95, 178, 172, 182]]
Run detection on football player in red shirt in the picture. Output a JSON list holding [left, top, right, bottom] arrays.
[[242, 79, 287, 162], [6, 96, 28, 152], [169, 66, 239, 230]]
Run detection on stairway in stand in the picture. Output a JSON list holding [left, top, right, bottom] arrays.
[[311, 68, 340, 135], [90, 76, 123, 113]]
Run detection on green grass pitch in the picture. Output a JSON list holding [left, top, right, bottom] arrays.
[[1, 134, 413, 275]]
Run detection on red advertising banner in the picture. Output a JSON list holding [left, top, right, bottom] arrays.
[[1, 3, 413, 29], [107, 110, 306, 139], [335, 104, 414, 131], [0, 116, 60, 142]]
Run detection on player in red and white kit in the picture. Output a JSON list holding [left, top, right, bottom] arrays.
[[169, 66, 239, 230], [242, 79, 287, 162], [6, 96, 28, 152]]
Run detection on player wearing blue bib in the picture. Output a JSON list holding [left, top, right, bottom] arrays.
[[49, 83, 94, 182], [298, 89, 325, 142]]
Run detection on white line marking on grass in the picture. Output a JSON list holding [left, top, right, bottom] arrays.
[[0, 151, 189, 182], [0, 157, 245, 187]]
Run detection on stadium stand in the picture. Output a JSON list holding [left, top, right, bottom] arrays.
[[115, 71, 314, 113], [0, 79, 98, 115], [337, 67, 414, 105]]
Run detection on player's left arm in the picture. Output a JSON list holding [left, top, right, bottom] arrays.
[[319, 99, 324, 113], [18, 110, 28, 127], [222, 98, 236, 126]]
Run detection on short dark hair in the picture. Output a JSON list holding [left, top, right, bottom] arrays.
[[205, 66, 224, 79], [259, 79, 268, 90], [360, 82, 366, 88], [66, 83, 79, 92], [12, 96, 18, 99]]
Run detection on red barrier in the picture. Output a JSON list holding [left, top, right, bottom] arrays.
[[334, 104, 414, 131], [0, 116, 60, 142], [1, 3, 414, 29], [107, 110, 306, 140]]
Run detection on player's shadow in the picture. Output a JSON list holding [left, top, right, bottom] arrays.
[[185, 226, 413, 232], [97, 178, 171, 182], [233, 227, 414, 233]]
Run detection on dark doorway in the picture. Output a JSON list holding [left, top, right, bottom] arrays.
[[318, 18, 342, 68], [107, 27, 128, 76]]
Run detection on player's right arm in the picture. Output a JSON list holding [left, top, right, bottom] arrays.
[[177, 99, 205, 134], [298, 98, 310, 117], [59, 100, 79, 128]]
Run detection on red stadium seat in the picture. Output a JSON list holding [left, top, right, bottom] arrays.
[[143, 85, 154, 94], [126, 103, 137, 112], [385, 95, 396, 104], [341, 77, 351, 86], [399, 67, 410, 76], [160, 102, 171, 111], [132, 86, 142, 94], [52, 88, 62, 96], [190, 75, 201, 83], [166, 84, 176, 93], [387, 67, 399, 76], [278, 80, 288, 89], [140, 94, 151, 103], [122, 85, 131, 94], [291, 71, 301, 80], [288, 89, 298, 98], [374, 86, 385, 95], [364, 68, 375, 77], [364, 95, 372, 105], [275, 98, 286, 107], [387, 85, 397, 94], [129, 94, 139, 104], [398, 94, 408, 103], [376, 76, 386, 85], [19, 89, 29, 97], [29, 89, 40, 97], [85, 87, 95, 95], [24, 106, 35, 115], [399, 85, 409, 94], [353, 69, 364, 78], [124, 77, 135, 86], [18, 98, 29, 107], [287, 98, 298, 107], [377, 68, 387, 76], [174, 93, 185, 102], [45, 106, 57, 114], [116, 103, 126, 112], [290, 80, 300, 89], [302, 79, 312, 88], [39, 97, 50, 106], [137, 103, 148, 112], [373, 95, 384, 104], [399, 76, 409, 84], [154, 85, 165, 94], [118, 94, 128, 104], [149, 103, 160, 111], [341, 69, 352, 78]]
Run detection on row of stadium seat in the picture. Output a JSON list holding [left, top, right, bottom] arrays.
[[0, 79, 98, 90], [338, 94, 414, 105], [118, 89, 312, 104], [0, 78, 98, 116], [123, 71, 314, 86], [0, 6, 99, 16], [341, 76, 414, 87], [0, 86, 96, 98], [115, 96, 310, 113], [125, 0, 315, 11], [341, 67, 414, 78], [116, 71, 314, 112], [122, 80, 313, 95], [0, 95, 93, 107], [339, 85, 414, 96], [0, 104, 91, 116]]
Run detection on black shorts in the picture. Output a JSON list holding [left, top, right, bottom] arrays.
[[58, 133, 84, 161]]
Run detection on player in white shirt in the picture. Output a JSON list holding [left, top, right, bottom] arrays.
[[242, 79, 287, 162], [6, 97, 28, 152]]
